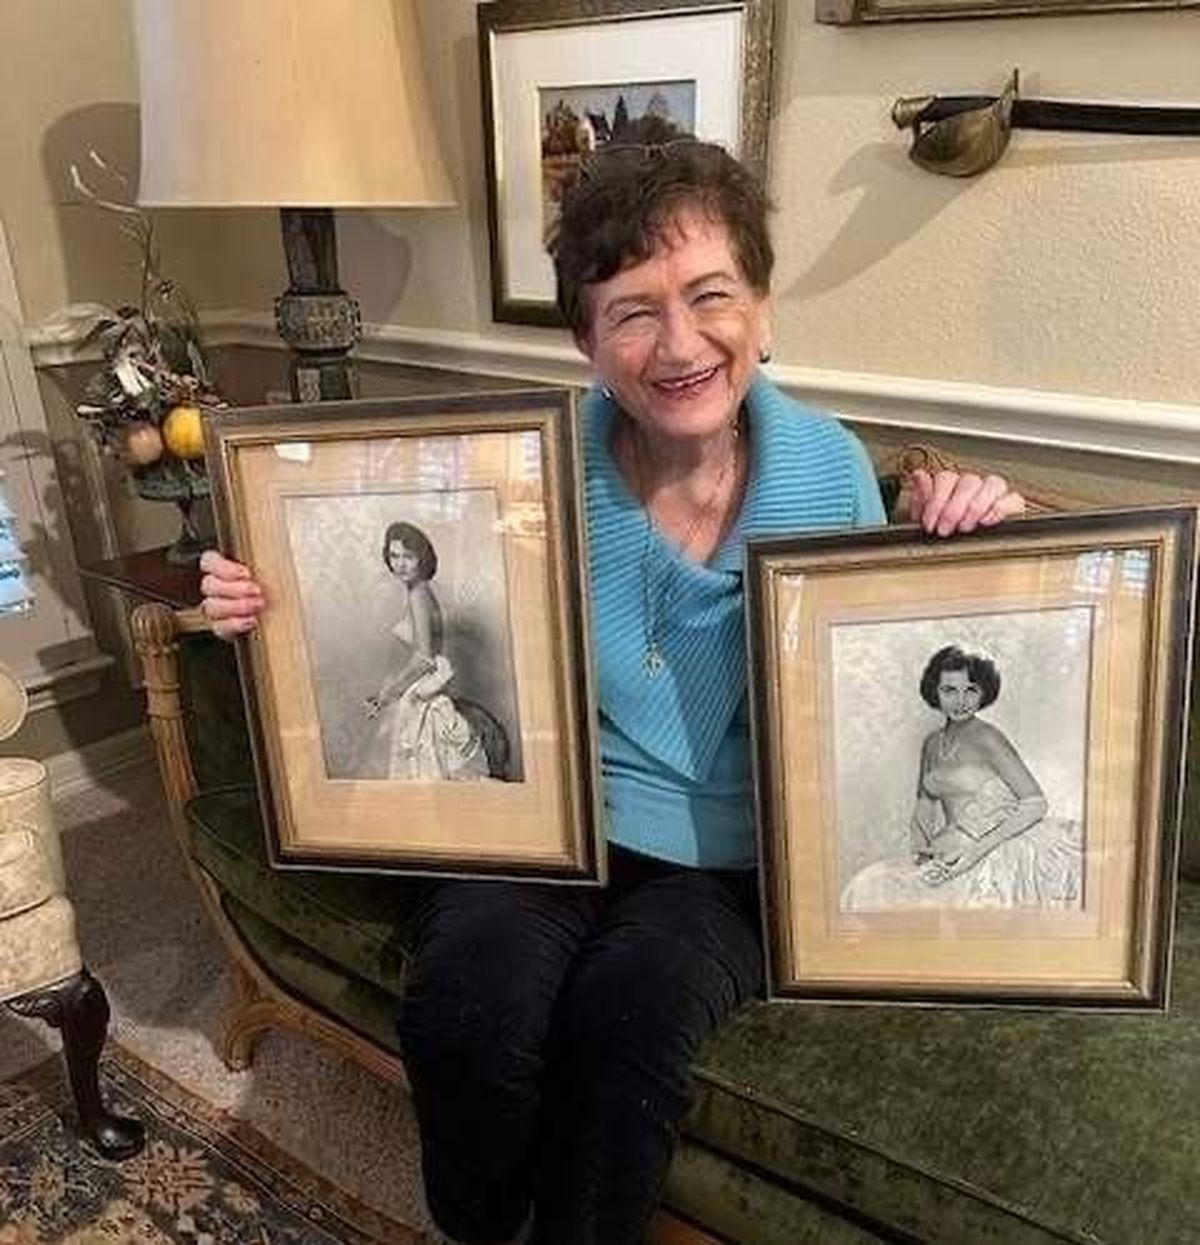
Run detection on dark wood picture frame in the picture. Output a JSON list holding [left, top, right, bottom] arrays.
[[818, 0, 1199, 23], [478, 0, 777, 327], [205, 388, 604, 883], [747, 507, 1197, 1009]]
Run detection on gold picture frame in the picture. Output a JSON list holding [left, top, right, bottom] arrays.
[[817, 0, 1199, 22], [205, 389, 603, 882], [478, 0, 777, 326], [747, 507, 1197, 1008]]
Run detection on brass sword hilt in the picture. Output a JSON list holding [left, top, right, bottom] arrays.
[[893, 69, 1200, 176]]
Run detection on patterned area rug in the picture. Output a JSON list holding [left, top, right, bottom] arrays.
[[0, 1043, 427, 1244]]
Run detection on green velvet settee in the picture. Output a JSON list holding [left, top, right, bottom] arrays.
[[128, 536, 1200, 1245]]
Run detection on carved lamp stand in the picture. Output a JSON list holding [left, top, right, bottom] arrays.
[[275, 208, 363, 403], [0, 673, 143, 1159]]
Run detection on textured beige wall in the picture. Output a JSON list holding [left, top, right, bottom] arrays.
[[0, 0, 238, 559], [0, 0, 193, 756], [16, 2, 1196, 406], [767, 11, 1200, 402], [0, 0, 255, 324], [281, 2, 1200, 405], [0, 0, 138, 319]]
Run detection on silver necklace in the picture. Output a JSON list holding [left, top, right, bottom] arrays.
[[938, 725, 962, 762], [631, 420, 740, 679]]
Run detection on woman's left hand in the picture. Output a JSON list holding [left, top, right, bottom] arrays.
[[908, 469, 1026, 537]]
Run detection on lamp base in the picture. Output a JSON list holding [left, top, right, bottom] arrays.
[[275, 208, 363, 403], [281, 335, 360, 404]]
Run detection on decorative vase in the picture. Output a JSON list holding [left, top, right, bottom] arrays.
[[132, 459, 213, 565]]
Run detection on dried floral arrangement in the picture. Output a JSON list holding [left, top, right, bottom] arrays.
[[40, 154, 225, 504]]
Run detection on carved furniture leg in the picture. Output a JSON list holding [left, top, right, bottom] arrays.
[[220, 961, 270, 1071], [9, 968, 145, 1159]]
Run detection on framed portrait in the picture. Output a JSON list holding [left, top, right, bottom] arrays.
[[205, 389, 603, 882], [747, 507, 1198, 1009], [478, 0, 777, 326], [817, 0, 1198, 22]]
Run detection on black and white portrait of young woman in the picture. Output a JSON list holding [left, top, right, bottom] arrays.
[[833, 608, 1091, 913], [283, 489, 523, 784]]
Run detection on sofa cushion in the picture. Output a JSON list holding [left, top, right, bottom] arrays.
[[185, 785, 428, 999], [223, 894, 405, 1055], [685, 879, 1200, 1245], [664, 1139, 892, 1245], [186, 783, 1199, 1244]]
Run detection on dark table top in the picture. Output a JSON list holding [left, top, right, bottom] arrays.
[[78, 366, 563, 613], [79, 547, 202, 611]]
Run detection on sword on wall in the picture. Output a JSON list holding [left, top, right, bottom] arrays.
[[893, 70, 1200, 176]]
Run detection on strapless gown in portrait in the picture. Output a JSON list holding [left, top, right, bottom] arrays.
[[840, 760, 1083, 912], [356, 616, 489, 782]]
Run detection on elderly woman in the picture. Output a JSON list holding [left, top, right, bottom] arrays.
[[200, 138, 1023, 1245]]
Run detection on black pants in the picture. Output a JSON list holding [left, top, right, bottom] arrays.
[[395, 847, 763, 1245]]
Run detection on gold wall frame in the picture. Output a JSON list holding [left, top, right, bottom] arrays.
[[747, 507, 1197, 1009], [205, 389, 604, 882]]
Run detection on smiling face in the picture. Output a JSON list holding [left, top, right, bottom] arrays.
[[936, 668, 983, 723], [574, 207, 770, 446]]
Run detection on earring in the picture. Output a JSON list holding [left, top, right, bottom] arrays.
[[600, 385, 615, 401], [758, 347, 772, 365]]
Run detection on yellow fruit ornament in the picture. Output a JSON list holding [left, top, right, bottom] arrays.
[[161, 405, 206, 460]]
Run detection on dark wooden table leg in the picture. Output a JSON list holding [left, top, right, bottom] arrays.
[[8, 967, 145, 1159]]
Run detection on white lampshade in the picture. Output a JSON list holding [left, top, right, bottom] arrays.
[[132, 0, 455, 208]]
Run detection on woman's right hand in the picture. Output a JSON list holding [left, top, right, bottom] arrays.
[[199, 550, 265, 640]]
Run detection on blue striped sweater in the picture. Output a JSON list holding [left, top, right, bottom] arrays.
[[583, 374, 886, 869]]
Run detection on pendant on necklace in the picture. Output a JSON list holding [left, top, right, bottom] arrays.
[[643, 644, 666, 678]]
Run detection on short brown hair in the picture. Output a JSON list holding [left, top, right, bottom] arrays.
[[920, 645, 1001, 710], [382, 521, 437, 581], [549, 135, 773, 337]]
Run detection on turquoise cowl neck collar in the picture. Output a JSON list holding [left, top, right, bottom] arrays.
[[583, 375, 786, 782]]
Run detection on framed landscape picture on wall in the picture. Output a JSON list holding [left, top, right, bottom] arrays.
[[205, 389, 603, 883], [746, 507, 1197, 1009], [478, 0, 776, 326]]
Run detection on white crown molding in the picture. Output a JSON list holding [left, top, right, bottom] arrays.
[[769, 367, 1200, 467], [32, 307, 1200, 464]]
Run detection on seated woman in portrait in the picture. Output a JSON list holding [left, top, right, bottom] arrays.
[[356, 521, 490, 783], [841, 644, 1082, 911]]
